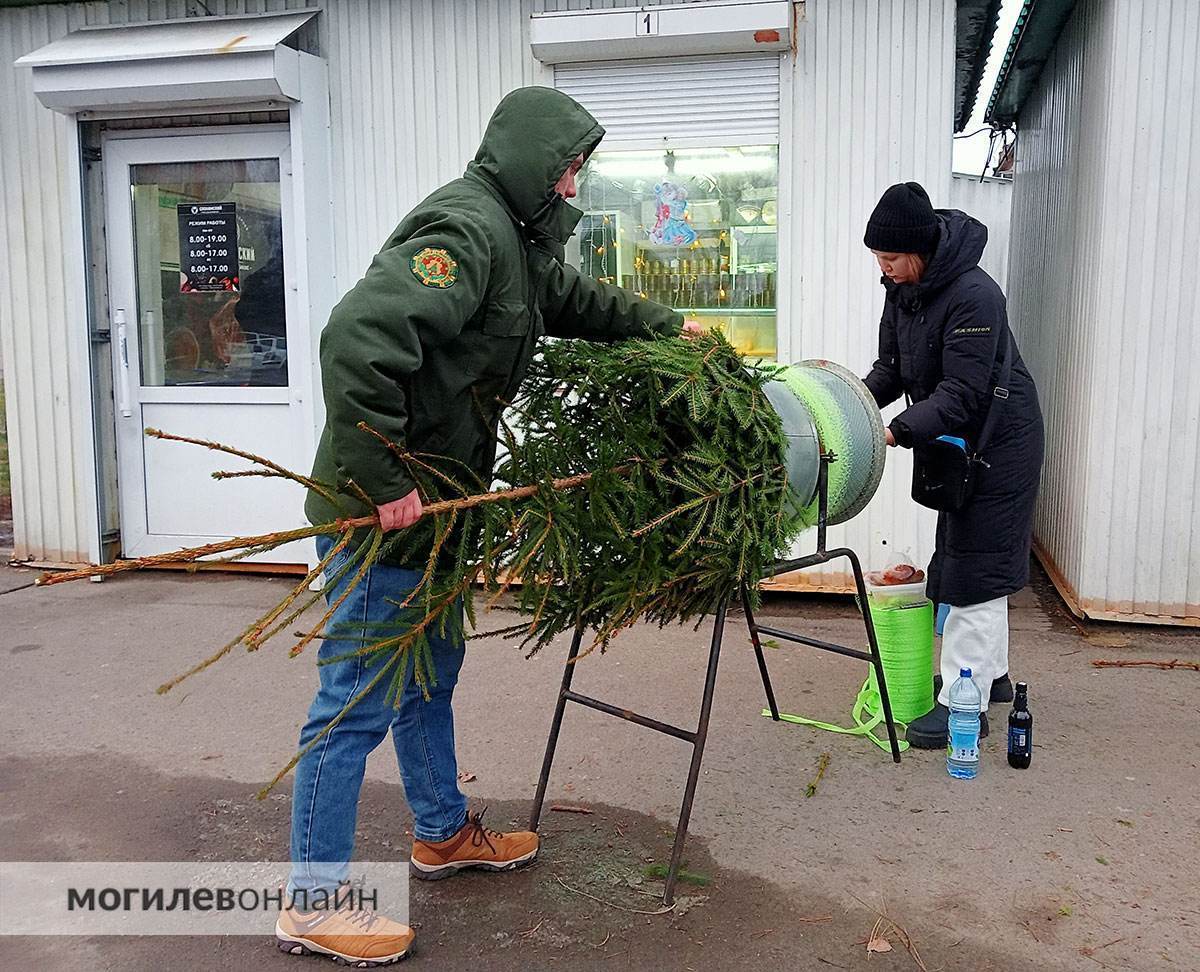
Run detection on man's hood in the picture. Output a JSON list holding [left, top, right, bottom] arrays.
[[884, 209, 988, 304], [466, 86, 605, 243]]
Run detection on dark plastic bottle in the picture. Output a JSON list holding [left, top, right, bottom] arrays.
[[1007, 681, 1033, 769]]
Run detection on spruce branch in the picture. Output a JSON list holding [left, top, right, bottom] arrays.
[[36, 471, 611, 587], [289, 527, 384, 658]]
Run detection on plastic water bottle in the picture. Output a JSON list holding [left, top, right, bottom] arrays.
[[947, 667, 982, 779]]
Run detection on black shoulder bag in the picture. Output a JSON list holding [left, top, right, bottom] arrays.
[[910, 328, 1012, 513]]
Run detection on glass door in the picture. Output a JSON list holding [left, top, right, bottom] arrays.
[[104, 130, 308, 559]]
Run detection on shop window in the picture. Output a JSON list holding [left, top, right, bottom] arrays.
[[574, 145, 778, 358]]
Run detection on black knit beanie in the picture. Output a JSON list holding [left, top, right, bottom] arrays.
[[863, 182, 939, 253]]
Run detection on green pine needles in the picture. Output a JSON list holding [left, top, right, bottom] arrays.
[[498, 332, 805, 652]]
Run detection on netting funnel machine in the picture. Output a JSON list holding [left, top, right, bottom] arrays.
[[531, 358, 901, 905]]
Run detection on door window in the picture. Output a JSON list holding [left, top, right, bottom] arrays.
[[129, 158, 287, 387]]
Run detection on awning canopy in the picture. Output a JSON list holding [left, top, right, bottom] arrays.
[[953, 0, 1004, 131], [983, 0, 1079, 127], [15, 10, 319, 115]]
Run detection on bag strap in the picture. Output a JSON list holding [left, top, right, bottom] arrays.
[[973, 326, 1013, 459]]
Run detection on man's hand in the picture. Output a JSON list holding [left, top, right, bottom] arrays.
[[885, 428, 896, 447], [681, 320, 704, 340], [377, 488, 423, 532]]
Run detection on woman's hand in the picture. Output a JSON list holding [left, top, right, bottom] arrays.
[[885, 427, 896, 447], [681, 320, 704, 340]]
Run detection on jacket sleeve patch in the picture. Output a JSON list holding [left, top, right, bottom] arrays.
[[410, 247, 459, 288], [951, 325, 991, 336]]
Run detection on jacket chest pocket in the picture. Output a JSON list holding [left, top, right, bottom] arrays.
[[899, 313, 938, 396], [465, 304, 532, 379]]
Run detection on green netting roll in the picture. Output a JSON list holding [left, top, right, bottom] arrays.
[[865, 598, 936, 723], [770, 360, 887, 527]]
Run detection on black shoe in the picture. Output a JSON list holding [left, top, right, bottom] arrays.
[[905, 704, 990, 749], [989, 675, 1014, 704], [933, 673, 1014, 704]]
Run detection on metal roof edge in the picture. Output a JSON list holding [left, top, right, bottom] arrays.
[[15, 10, 318, 69], [954, 0, 1004, 132], [983, 0, 1079, 128]]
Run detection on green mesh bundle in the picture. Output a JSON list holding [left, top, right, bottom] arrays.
[[773, 359, 888, 528]]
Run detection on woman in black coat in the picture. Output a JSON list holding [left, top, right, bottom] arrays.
[[861, 182, 1044, 749]]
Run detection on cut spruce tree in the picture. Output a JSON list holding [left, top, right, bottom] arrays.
[[39, 332, 811, 794]]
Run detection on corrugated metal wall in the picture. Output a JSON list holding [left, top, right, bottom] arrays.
[[319, 0, 549, 287], [1082, 0, 1200, 622], [1006, 0, 1200, 623], [1003, 0, 1098, 619], [948, 173, 1012, 289], [2, 0, 957, 585], [0, 3, 103, 562]]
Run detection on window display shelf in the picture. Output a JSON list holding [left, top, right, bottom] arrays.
[[685, 308, 776, 316], [575, 144, 780, 359]]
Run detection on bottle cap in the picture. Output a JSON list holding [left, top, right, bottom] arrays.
[[1016, 681, 1028, 693], [960, 667, 972, 678]]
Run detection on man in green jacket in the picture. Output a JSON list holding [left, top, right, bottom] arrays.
[[277, 87, 694, 965]]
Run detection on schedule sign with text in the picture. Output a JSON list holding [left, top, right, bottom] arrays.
[[178, 202, 239, 293]]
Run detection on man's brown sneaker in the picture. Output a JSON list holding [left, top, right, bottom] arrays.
[[275, 900, 414, 966], [410, 808, 539, 881]]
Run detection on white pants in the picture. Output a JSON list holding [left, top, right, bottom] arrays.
[[936, 596, 1009, 712]]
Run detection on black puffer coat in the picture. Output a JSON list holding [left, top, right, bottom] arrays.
[[864, 210, 1044, 606]]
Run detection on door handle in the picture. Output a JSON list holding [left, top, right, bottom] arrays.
[[114, 307, 133, 418]]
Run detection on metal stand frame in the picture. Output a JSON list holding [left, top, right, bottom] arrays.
[[528, 455, 901, 906]]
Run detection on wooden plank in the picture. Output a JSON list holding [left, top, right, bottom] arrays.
[[1033, 539, 1200, 627], [759, 569, 855, 595]]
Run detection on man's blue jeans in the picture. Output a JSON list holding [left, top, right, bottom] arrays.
[[289, 535, 469, 893]]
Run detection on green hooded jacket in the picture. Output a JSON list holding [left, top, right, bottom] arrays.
[[306, 86, 683, 558]]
